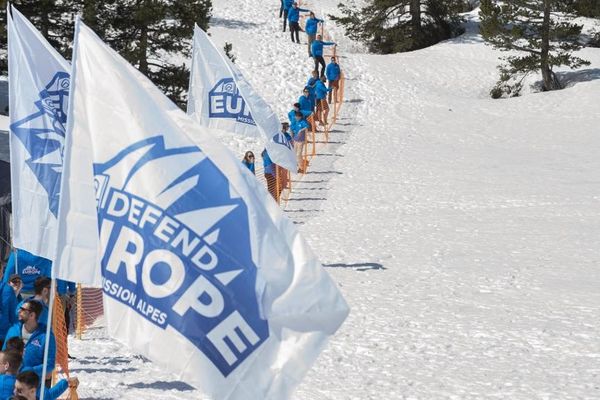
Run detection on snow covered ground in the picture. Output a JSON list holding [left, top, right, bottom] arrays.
[[10, 0, 600, 399]]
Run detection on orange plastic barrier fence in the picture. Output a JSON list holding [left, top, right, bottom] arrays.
[[75, 285, 104, 339], [52, 289, 80, 399]]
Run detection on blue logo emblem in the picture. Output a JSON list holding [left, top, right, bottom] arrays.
[[10, 72, 70, 217], [273, 132, 293, 150], [94, 136, 269, 377], [208, 78, 255, 125]]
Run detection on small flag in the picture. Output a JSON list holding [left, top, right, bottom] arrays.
[[187, 25, 297, 171]]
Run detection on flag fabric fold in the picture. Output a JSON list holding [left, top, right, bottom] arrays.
[[57, 19, 349, 399], [7, 5, 70, 261], [187, 25, 297, 171]]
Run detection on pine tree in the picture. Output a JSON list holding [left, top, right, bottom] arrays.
[[0, 0, 76, 74], [330, 0, 466, 54], [93, 0, 212, 108], [571, 0, 600, 18], [0, 0, 212, 108], [480, 0, 589, 97]]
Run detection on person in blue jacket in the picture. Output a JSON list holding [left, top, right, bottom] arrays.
[[13, 370, 78, 400], [315, 76, 333, 127], [2, 250, 51, 298], [325, 56, 341, 103], [3, 300, 56, 382], [282, 0, 294, 31], [0, 350, 21, 399], [306, 70, 320, 113], [288, 103, 311, 124], [305, 12, 324, 56], [287, 2, 310, 43], [290, 112, 309, 173], [261, 149, 279, 201], [0, 277, 21, 346], [311, 34, 336, 78], [15, 278, 50, 327], [298, 87, 314, 117], [241, 151, 256, 175], [56, 280, 76, 335], [281, 122, 293, 144]]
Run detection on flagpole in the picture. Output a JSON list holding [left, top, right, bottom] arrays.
[[39, 279, 56, 400]]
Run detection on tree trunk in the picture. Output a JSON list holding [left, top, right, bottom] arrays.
[[83, 0, 98, 32], [540, 0, 558, 90], [410, 0, 422, 45], [39, 0, 51, 38], [138, 24, 149, 75]]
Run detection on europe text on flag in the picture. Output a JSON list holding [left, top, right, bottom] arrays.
[[56, 19, 349, 399], [187, 25, 297, 171]]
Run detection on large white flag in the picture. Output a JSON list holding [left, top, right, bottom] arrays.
[[7, 5, 70, 260], [187, 25, 297, 171], [57, 19, 348, 398]]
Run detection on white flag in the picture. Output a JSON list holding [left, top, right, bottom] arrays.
[[187, 25, 297, 171], [59, 19, 349, 399], [7, 5, 70, 261]]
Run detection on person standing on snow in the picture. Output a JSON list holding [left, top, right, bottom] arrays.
[[306, 70, 319, 113], [281, 0, 294, 31], [288, 102, 311, 124], [3, 300, 56, 387], [242, 151, 256, 175], [311, 34, 336, 78], [315, 76, 333, 127], [290, 111, 309, 173], [298, 87, 314, 117], [326, 56, 341, 103], [261, 149, 278, 200], [288, 2, 310, 44], [305, 12, 324, 57]]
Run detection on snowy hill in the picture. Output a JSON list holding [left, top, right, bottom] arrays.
[[43, 1, 600, 399]]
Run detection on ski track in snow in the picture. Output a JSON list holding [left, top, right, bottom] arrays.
[[63, 2, 600, 399]]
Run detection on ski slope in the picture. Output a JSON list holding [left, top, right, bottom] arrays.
[[60, 1, 600, 399]]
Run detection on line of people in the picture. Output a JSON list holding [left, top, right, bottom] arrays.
[[0, 249, 78, 400], [240, 2, 343, 201]]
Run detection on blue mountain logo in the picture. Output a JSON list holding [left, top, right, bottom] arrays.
[[94, 136, 269, 376], [10, 72, 70, 217]]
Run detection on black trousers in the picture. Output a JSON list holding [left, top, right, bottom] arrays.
[[283, 10, 289, 31], [314, 55, 326, 77], [290, 22, 301, 43]]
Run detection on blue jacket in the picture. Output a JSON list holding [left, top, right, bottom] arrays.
[[56, 280, 76, 296], [306, 77, 319, 106], [283, 0, 294, 10], [3, 322, 56, 376], [262, 150, 275, 175], [37, 379, 69, 400], [305, 17, 323, 35], [326, 62, 341, 81], [291, 119, 309, 143], [3, 250, 51, 293], [16, 297, 49, 327], [242, 160, 255, 175], [310, 40, 335, 57], [298, 95, 313, 114], [0, 283, 19, 340], [288, 109, 311, 124], [0, 374, 15, 400], [315, 80, 332, 100], [287, 7, 309, 23]]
